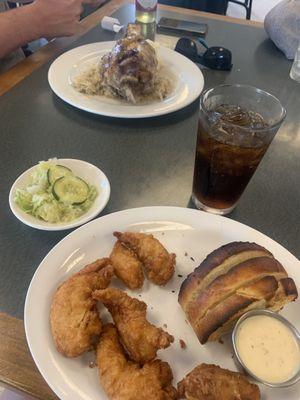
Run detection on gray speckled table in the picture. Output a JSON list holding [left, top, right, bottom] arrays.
[[0, 4, 299, 319]]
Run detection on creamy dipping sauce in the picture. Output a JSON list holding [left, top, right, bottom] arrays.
[[235, 315, 300, 384]]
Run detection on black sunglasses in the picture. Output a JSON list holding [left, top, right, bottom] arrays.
[[175, 37, 232, 71]]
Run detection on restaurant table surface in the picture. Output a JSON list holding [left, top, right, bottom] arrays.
[[0, 3, 299, 320]]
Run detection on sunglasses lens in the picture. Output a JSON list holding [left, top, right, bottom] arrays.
[[175, 38, 199, 62], [203, 47, 232, 70], [175, 39, 232, 71]]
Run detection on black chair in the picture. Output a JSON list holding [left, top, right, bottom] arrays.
[[228, 0, 253, 19]]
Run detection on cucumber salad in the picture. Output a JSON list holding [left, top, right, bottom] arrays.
[[14, 160, 98, 223]]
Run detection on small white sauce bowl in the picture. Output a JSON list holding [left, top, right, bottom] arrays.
[[9, 158, 111, 231], [232, 309, 300, 388]]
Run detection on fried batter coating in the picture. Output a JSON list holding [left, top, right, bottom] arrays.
[[110, 240, 144, 290], [93, 287, 174, 364], [114, 231, 176, 285], [97, 324, 177, 400], [50, 258, 113, 357], [178, 364, 260, 400]]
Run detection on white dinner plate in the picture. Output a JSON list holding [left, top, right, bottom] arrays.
[[25, 206, 300, 400], [9, 159, 110, 231], [48, 42, 204, 118]]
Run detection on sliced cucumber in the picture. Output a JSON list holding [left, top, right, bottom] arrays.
[[47, 165, 73, 185], [52, 176, 89, 205]]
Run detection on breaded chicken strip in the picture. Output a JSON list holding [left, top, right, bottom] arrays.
[[50, 258, 113, 357], [93, 288, 174, 364], [97, 324, 177, 400], [178, 364, 260, 400], [114, 231, 176, 285], [110, 240, 144, 290]]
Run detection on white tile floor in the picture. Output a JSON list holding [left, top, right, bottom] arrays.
[[0, 2, 283, 398], [227, 0, 281, 21]]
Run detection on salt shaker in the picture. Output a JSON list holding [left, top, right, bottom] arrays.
[[290, 42, 300, 82]]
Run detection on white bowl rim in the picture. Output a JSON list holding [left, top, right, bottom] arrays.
[[8, 158, 111, 231]]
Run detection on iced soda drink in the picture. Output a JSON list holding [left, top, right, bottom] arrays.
[[192, 85, 286, 215]]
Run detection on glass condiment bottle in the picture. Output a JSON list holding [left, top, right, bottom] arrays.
[[135, 0, 158, 23]]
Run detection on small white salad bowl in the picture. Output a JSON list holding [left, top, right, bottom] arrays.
[[9, 158, 111, 231]]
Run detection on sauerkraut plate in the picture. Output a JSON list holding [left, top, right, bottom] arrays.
[[71, 24, 174, 104], [48, 34, 204, 118]]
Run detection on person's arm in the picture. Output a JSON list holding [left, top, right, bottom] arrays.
[[0, 0, 97, 59], [0, 5, 38, 58]]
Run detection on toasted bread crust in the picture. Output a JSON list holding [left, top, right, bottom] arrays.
[[187, 256, 286, 324], [208, 277, 298, 342], [178, 242, 297, 344], [195, 276, 279, 343], [268, 277, 298, 310], [179, 242, 273, 310]]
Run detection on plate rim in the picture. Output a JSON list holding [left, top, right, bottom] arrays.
[[24, 206, 300, 400], [8, 158, 111, 231], [48, 41, 204, 118]]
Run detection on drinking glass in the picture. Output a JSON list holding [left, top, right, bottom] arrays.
[[192, 84, 286, 215]]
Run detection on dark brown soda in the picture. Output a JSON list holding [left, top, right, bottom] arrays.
[[193, 105, 269, 210]]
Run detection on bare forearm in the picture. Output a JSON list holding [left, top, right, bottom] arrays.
[[0, 4, 41, 59], [0, 0, 99, 60]]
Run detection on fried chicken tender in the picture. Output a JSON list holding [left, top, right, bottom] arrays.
[[97, 324, 178, 400], [50, 258, 113, 357], [110, 240, 144, 290], [114, 231, 176, 285], [177, 364, 261, 400], [93, 287, 174, 363]]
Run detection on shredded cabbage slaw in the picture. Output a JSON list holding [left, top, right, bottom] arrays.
[[14, 160, 98, 223]]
